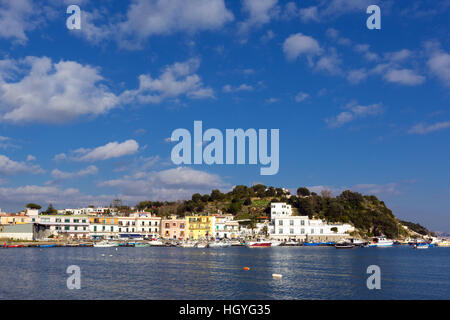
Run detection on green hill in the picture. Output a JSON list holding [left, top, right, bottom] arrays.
[[135, 185, 430, 239]]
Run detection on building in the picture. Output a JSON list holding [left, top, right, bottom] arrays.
[[161, 216, 186, 240], [117, 213, 161, 240], [185, 215, 212, 240], [0, 223, 47, 241], [269, 202, 354, 241], [0, 213, 30, 225], [211, 215, 239, 239], [37, 215, 90, 239], [89, 217, 119, 240], [135, 213, 161, 239]]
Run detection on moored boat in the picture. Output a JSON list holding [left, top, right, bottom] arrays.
[[368, 236, 394, 247], [437, 241, 450, 247], [335, 243, 354, 249], [247, 241, 271, 247], [93, 241, 117, 248], [39, 244, 56, 248], [413, 243, 430, 249], [149, 240, 164, 246]]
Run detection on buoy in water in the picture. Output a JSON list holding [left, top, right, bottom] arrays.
[[272, 273, 282, 278], [243, 267, 250, 270]]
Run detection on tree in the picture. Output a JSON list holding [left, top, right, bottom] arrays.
[[210, 189, 224, 201], [243, 198, 252, 205], [297, 187, 310, 197], [26, 203, 41, 210], [321, 189, 332, 199], [331, 227, 338, 233], [44, 203, 57, 215]]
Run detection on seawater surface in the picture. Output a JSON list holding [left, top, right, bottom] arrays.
[[1, 246, 449, 300]]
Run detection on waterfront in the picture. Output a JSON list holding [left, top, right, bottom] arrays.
[[1, 246, 449, 300]]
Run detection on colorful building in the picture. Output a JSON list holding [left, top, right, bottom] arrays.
[[185, 215, 212, 240], [0, 213, 30, 225], [89, 217, 119, 240], [37, 215, 90, 239], [161, 216, 186, 240]]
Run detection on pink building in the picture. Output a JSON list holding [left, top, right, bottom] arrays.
[[161, 217, 186, 240]]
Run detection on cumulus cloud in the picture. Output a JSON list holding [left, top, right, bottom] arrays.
[[426, 44, 450, 86], [326, 102, 383, 128], [383, 68, 426, 86], [99, 167, 227, 200], [347, 69, 368, 84], [0, 154, 43, 175], [222, 83, 254, 93], [0, 0, 40, 44], [117, 0, 233, 45], [282, 33, 322, 61], [294, 92, 309, 102], [0, 56, 119, 124], [408, 121, 450, 134], [51, 165, 98, 180], [56, 140, 139, 162], [121, 58, 214, 104], [238, 0, 279, 34]]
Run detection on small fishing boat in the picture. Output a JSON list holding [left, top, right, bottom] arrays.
[[368, 236, 394, 247], [209, 241, 231, 248], [39, 244, 56, 248], [335, 242, 355, 249], [195, 242, 208, 248], [180, 241, 196, 248], [437, 241, 450, 247], [270, 240, 282, 247], [413, 243, 430, 249], [231, 240, 243, 246], [149, 239, 164, 246], [282, 241, 299, 246], [93, 241, 117, 248], [247, 241, 271, 248], [134, 243, 150, 247], [302, 242, 319, 246], [7, 244, 23, 248]]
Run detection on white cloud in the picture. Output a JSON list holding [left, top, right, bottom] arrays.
[[294, 92, 309, 102], [326, 102, 383, 128], [0, 56, 119, 124], [347, 69, 368, 84], [118, 0, 233, 44], [99, 167, 227, 200], [408, 121, 450, 134], [383, 68, 426, 86], [238, 0, 279, 34], [51, 165, 98, 180], [76, 140, 139, 162], [222, 83, 254, 93], [299, 6, 320, 22], [121, 58, 214, 104], [427, 46, 450, 86], [0, 154, 43, 175], [26, 155, 36, 161], [283, 33, 322, 61], [0, 0, 40, 44]]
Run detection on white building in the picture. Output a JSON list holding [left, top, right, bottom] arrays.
[[269, 202, 354, 241], [211, 215, 239, 239], [118, 213, 161, 239]]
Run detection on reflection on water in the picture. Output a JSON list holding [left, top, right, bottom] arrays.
[[0, 246, 449, 299]]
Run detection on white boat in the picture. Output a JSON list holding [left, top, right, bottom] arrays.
[[208, 241, 231, 248], [283, 241, 299, 246], [195, 242, 208, 248], [368, 236, 394, 247], [349, 238, 365, 246], [149, 240, 164, 246], [437, 241, 450, 247], [413, 243, 430, 249], [180, 241, 196, 248], [270, 240, 282, 247], [247, 241, 271, 248], [93, 240, 117, 248]]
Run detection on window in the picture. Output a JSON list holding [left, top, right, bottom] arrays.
[[65, 219, 70, 223], [65, 226, 70, 230], [56, 218, 61, 223], [278, 229, 283, 234], [290, 228, 294, 234], [301, 220, 305, 226], [279, 220, 283, 226], [290, 220, 294, 226], [320, 229, 323, 234], [301, 229, 305, 234], [311, 229, 314, 234], [94, 226, 97, 232]]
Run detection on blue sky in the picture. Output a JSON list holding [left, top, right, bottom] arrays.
[[0, 0, 449, 232]]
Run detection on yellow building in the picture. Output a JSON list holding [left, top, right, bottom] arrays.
[[185, 215, 212, 240], [0, 213, 30, 225]]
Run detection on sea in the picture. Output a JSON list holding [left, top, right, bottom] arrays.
[[0, 246, 449, 300]]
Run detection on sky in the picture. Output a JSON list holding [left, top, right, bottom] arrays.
[[0, 0, 449, 232]]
